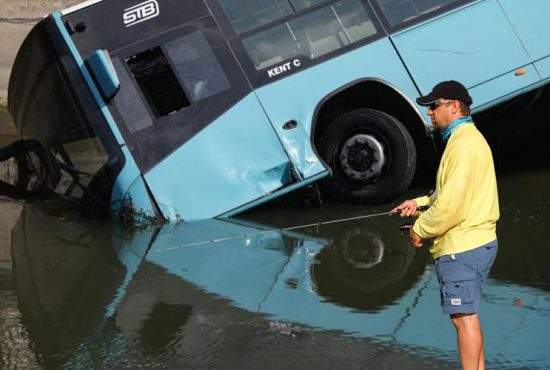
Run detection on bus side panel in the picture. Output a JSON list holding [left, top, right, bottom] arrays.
[[254, 101, 327, 180], [255, 38, 425, 139], [392, 0, 532, 102], [143, 94, 293, 221], [469, 64, 540, 112], [535, 57, 550, 81], [498, 0, 550, 63]]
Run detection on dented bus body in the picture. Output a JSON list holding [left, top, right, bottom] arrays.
[[7, 0, 550, 221]]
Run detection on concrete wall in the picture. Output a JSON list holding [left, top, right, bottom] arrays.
[[0, 200, 21, 268], [0, 106, 13, 136], [0, 0, 81, 133]]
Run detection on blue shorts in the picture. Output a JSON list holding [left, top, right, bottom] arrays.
[[434, 240, 498, 315]]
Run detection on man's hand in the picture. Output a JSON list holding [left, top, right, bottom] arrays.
[[390, 199, 418, 217], [409, 228, 423, 247]]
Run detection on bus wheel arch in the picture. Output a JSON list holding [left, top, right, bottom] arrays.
[[311, 78, 435, 203]]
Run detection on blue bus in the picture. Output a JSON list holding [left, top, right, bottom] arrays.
[[7, 0, 550, 222]]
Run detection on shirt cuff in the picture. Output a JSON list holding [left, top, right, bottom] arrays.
[[412, 220, 428, 240], [413, 196, 431, 208]]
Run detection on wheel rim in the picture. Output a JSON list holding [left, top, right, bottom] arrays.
[[339, 134, 386, 183]]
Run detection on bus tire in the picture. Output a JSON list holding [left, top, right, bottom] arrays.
[[319, 108, 416, 203]]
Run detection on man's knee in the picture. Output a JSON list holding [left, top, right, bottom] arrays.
[[450, 312, 479, 330]]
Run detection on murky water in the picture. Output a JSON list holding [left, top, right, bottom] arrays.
[[1, 90, 550, 369]]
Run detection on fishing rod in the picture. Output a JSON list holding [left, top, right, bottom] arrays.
[[156, 210, 401, 252]]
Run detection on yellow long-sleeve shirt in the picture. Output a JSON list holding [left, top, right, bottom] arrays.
[[412, 123, 499, 259]]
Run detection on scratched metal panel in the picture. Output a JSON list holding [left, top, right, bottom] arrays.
[[143, 93, 292, 221], [392, 0, 531, 94]]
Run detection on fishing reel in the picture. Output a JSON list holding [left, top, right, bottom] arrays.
[[398, 221, 414, 234], [389, 210, 415, 234]]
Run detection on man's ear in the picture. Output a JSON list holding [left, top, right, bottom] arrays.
[[451, 100, 460, 114]]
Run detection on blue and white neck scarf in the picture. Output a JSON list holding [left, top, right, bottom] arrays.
[[441, 115, 473, 142]]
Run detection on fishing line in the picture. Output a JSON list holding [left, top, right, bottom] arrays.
[[156, 210, 393, 252]]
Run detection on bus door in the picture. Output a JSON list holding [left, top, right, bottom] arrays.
[[371, 0, 541, 108], [498, 0, 550, 80], [63, 0, 295, 220]]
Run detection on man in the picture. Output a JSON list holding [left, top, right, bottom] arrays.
[[391, 80, 499, 370]]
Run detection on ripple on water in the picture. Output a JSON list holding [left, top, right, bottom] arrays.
[[0, 290, 38, 369]]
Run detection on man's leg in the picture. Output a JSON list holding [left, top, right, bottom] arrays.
[[450, 313, 484, 370], [480, 341, 485, 370]]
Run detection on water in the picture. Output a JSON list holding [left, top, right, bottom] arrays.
[[1, 90, 550, 369]]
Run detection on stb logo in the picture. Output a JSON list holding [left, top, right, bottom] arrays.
[[123, 0, 159, 27]]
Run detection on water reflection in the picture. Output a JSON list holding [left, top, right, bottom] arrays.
[[312, 226, 425, 312], [10, 198, 550, 369], [12, 204, 126, 368], [12, 203, 458, 369]]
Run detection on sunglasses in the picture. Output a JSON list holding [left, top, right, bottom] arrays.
[[429, 99, 453, 111]]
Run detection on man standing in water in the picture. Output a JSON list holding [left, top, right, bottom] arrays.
[[391, 80, 499, 370]]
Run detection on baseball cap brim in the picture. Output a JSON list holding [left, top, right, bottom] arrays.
[[416, 93, 439, 106]]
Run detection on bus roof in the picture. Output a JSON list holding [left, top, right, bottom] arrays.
[[60, 0, 106, 15]]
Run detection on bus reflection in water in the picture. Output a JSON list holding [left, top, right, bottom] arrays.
[[11, 203, 550, 368]]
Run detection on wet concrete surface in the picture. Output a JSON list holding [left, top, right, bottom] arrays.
[[1, 89, 550, 369]]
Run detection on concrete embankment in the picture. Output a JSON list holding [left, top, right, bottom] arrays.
[[0, 106, 19, 270], [0, 106, 26, 366], [0, 200, 21, 268]]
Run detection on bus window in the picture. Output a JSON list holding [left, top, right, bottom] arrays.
[[110, 18, 250, 172], [372, 0, 461, 27], [55, 137, 109, 196], [8, 20, 115, 205], [218, 0, 293, 34], [289, 0, 326, 11], [242, 0, 377, 71], [242, 24, 299, 71], [112, 58, 154, 133], [165, 31, 231, 102], [127, 47, 191, 117], [331, 0, 377, 42]]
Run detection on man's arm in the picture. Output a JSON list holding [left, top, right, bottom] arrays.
[[412, 144, 477, 239]]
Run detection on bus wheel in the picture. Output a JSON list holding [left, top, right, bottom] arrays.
[[319, 108, 416, 203]]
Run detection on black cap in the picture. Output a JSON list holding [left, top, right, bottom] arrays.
[[416, 80, 473, 106]]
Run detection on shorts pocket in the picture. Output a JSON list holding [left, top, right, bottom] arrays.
[[437, 258, 477, 307], [442, 280, 475, 306]]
